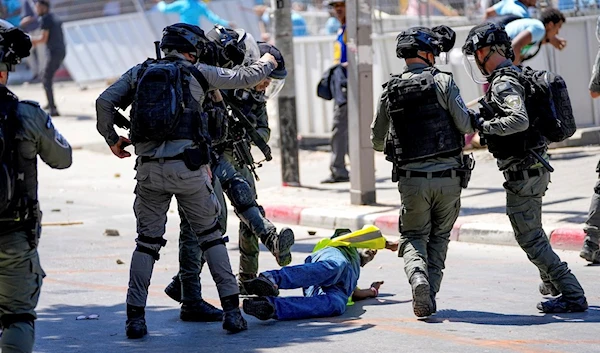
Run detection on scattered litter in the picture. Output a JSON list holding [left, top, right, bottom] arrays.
[[42, 221, 83, 227], [51, 209, 61, 212], [76, 314, 99, 320], [116, 259, 125, 265], [114, 173, 121, 178], [104, 229, 120, 237], [308, 231, 317, 236], [66, 200, 74, 204], [169, 210, 175, 213]]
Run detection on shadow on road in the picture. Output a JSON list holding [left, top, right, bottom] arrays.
[[426, 306, 600, 326], [35, 302, 378, 353]]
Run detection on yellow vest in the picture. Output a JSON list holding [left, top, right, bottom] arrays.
[[311, 225, 386, 306], [312, 225, 386, 253]]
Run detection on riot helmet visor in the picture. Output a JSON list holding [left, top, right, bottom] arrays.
[[462, 54, 488, 84], [264, 77, 285, 99]]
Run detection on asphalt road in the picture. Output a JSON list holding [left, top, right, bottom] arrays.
[[35, 215, 600, 353]]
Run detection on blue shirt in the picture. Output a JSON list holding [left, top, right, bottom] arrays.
[[2, 0, 20, 27], [303, 246, 360, 300], [325, 16, 341, 35], [261, 11, 308, 37], [156, 0, 228, 27], [492, 0, 529, 18], [334, 25, 347, 64], [505, 18, 546, 58]]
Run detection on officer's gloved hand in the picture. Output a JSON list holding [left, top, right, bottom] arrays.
[[469, 109, 485, 132]]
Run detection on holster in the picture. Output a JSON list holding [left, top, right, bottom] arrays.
[[183, 146, 210, 171], [25, 201, 40, 249], [458, 154, 475, 189]]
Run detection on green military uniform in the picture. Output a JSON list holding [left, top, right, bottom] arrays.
[[371, 62, 474, 311], [0, 97, 72, 352], [580, 17, 600, 263], [484, 61, 586, 301], [221, 97, 271, 277]]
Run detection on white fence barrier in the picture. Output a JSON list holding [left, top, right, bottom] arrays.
[[62, 13, 600, 138]]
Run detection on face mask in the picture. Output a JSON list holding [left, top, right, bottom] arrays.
[[462, 54, 488, 84]]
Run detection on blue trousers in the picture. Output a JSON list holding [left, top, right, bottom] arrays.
[[263, 248, 354, 320]]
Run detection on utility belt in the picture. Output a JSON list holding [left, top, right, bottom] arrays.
[[139, 146, 210, 171], [503, 168, 547, 182], [0, 200, 41, 249], [395, 154, 475, 189]]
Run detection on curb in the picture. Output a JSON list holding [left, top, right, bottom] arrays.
[[262, 204, 586, 251]]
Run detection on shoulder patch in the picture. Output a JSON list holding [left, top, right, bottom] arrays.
[[217, 67, 234, 78], [494, 82, 512, 94], [54, 130, 69, 149], [504, 95, 523, 110]]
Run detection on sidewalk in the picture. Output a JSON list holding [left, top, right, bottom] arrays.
[[12, 81, 599, 252]]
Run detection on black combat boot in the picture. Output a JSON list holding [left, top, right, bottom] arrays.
[[538, 280, 560, 296], [221, 295, 248, 333], [164, 276, 182, 303], [243, 297, 276, 320], [243, 274, 279, 297], [537, 295, 588, 313], [180, 300, 224, 322], [262, 227, 295, 267], [410, 271, 433, 318], [126, 305, 148, 339], [580, 239, 600, 264]]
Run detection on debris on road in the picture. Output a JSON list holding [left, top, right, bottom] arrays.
[[104, 229, 120, 237], [76, 314, 99, 320], [308, 230, 317, 236], [116, 259, 125, 265], [42, 221, 83, 227]]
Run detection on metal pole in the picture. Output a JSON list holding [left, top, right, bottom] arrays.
[[347, 0, 376, 205], [272, 0, 300, 186]]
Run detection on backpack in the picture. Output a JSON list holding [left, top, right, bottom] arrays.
[[519, 66, 576, 142], [0, 87, 20, 216], [130, 59, 186, 143]]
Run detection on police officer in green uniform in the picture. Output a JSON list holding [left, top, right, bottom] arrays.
[[371, 26, 474, 318], [462, 22, 587, 313], [580, 15, 600, 264], [162, 29, 294, 320], [0, 25, 72, 352], [96, 23, 280, 338]]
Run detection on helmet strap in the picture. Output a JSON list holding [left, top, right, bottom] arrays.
[[416, 53, 433, 67], [476, 48, 495, 76]]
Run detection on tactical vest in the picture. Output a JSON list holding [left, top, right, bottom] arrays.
[[385, 68, 463, 165], [130, 58, 207, 144], [483, 68, 545, 161]]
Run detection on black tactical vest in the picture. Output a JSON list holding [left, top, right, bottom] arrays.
[[385, 68, 463, 165], [483, 68, 545, 161], [131, 58, 207, 144]]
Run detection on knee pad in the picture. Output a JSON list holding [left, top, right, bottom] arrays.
[[226, 177, 257, 212], [135, 245, 161, 261], [0, 314, 35, 329], [200, 238, 226, 252]]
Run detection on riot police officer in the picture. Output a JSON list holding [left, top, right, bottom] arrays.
[[370, 26, 474, 318], [96, 23, 279, 338], [0, 25, 72, 352], [462, 22, 587, 313], [162, 27, 294, 321]]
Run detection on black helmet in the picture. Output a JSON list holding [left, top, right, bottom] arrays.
[[396, 26, 455, 59], [160, 23, 213, 62], [326, 0, 345, 5], [462, 22, 513, 59], [258, 42, 287, 79], [206, 25, 247, 68], [0, 24, 31, 72]]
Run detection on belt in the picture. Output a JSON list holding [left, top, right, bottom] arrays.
[[397, 169, 463, 178], [503, 168, 545, 181], [140, 154, 185, 164]]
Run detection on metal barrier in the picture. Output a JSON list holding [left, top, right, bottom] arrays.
[[60, 11, 600, 137]]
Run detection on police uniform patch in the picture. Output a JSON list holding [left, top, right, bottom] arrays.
[[217, 67, 234, 78], [455, 95, 468, 113], [504, 95, 523, 110], [46, 115, 53, 129], [54, 131, 69, 149]]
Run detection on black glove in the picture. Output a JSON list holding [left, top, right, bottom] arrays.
[[469, 109, 485, 131]]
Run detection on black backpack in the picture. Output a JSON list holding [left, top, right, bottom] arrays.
[[0, 87, 20, 216], [130, 59, 186, 143], [519, 66, 576, 142]]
